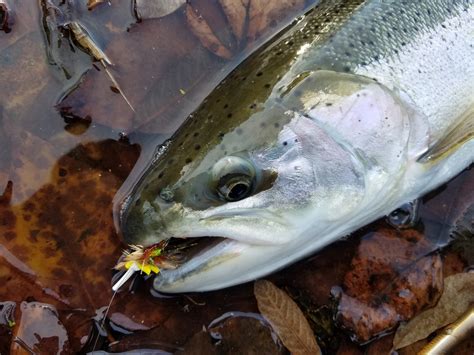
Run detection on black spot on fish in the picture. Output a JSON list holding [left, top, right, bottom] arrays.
[[58, 168, 67, 177], [264, 84, 271, 88], [158, 172, 164, 179], [283, 141, 288, 146], [195, 144, 201, 151], [256, 72, 263, 77], [227, 113, 233, 118], [373, 55, 380, 61], [224, 104, 228, 109], [218, 132, 225, 138], [242, 77, 247, 81], [274, 122, 280, 128], [193, 132, 199, 137], [185, 158, 192, 164], [250, 103, 257, 109], [326, 102, 333, 106], [343, 66, 350, 73]]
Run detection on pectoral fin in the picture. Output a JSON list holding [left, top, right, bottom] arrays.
[[418, 106, 473, 164]]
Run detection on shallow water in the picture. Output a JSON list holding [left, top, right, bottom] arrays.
[[0, 1, 472, 354]]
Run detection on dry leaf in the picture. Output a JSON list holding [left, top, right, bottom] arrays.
[[219, 0, 249, 42], [334, 228, 443, 342], [186, 4, 233, 60], [254, 280, 321, 355], [135, 0, 186, 20], [247, 0, 305, 43], [393, 272, 474, 349], [87, 0, 105, 11]]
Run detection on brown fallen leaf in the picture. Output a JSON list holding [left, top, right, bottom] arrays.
[[334, 227, 443, 343], [135, 0, 186, 20], [87, 0, 106, 11], [186, 4, 233, 60], [247, 0, 305, 43], [219, 0, 249, 42], [393, 272, 474, 349], [254, 280, 321, 355], [177, 315, 284, 354]]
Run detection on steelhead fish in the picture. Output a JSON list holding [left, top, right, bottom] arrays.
[[117, 0, 474, 292]]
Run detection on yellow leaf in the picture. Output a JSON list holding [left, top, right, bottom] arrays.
[[125, 261, 136, 270], [149, 264, 160, 274], [394, 272, 474, 349]]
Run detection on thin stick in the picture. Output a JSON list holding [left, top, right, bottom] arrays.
[[68, 21, 136, 113], [91, 290, 118, 351], [101, 60, 136, 113]]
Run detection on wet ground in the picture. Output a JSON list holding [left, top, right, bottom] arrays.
[[0, 1, 473, 354]]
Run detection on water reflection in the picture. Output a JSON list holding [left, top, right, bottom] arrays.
[[0, 0, 472, 353]]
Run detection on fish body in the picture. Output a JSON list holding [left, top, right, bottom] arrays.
[[118, 0, 474, 292]]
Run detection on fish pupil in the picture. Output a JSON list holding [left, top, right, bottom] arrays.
[[228, 182, 250, 201], [217, 174, 253, 202]]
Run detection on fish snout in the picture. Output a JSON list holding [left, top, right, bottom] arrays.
[[120, 197, 169, 245]]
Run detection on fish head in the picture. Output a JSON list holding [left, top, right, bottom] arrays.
[[119, 70, 417, 292]]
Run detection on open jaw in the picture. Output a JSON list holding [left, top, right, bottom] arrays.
[[152, 235, 260, 293]]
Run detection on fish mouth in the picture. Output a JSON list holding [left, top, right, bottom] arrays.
[[153, 236, 253, 292]]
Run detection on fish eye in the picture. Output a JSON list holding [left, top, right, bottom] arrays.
[[211, 156, 256, 202]]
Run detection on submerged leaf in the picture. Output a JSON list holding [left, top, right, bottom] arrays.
[[87, 0, 106, 11], [247, 0, 305, 43], [135, 0, 186, 20], [334, 228, 443, 342], [219, 0, 249, 42], [393, 272, 474, 349], [186, 4, 233, 59], [254, 280, 321, 355]]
